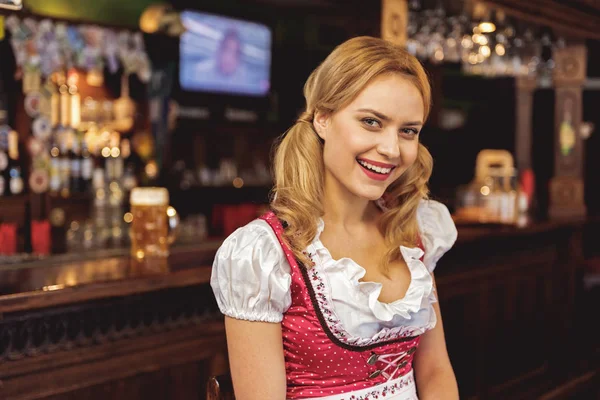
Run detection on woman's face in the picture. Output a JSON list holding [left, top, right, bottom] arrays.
[[314, 73, 424, 202]]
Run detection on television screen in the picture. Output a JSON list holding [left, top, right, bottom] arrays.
[[179, 11, 272, 96]]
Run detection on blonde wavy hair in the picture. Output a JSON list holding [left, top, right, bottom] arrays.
[[271, 36, 433, 268]]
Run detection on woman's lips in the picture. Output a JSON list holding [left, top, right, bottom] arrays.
[[357, 159, 394, 181]]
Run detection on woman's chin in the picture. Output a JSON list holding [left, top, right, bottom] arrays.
[[352, 187, 387, 202]]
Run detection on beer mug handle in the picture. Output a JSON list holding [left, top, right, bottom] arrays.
[[166, 206, 180, 245]]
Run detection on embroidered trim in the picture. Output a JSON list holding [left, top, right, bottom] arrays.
[[302, 250, 427, 347], [298, 254, 418, 351], [342, 373, 415, 400]]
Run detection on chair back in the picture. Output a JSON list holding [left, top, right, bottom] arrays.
[[207, 374, 235, 400]]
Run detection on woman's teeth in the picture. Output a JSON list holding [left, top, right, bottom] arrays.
[[357, 160, 392, 174]]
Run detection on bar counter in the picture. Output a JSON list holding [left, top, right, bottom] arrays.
[[1, 219, 599, 400], [0, 241, 222, 313], [0, 242, 227, 400]]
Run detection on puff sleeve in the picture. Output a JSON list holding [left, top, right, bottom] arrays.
[[210, 220, 292, 323], [416, 200, 458, 273]]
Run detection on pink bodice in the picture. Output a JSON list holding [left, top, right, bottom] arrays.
[[260, 212, 421, 399]]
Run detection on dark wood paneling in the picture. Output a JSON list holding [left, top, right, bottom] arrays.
[[0, 285, 227, 400], [435, 221, 598, 399]]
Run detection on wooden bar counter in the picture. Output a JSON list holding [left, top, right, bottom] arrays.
[[0, 242, 227, 400], [1, 219, 599, 400], [438, 218, 600, 400]]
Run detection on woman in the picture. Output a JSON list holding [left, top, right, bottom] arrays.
[[211, 36, 459, 400]]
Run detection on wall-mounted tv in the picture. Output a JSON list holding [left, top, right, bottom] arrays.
[[179, 11, 272, 97]]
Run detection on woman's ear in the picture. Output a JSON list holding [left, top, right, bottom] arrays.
[[313, 110, 330, 141]]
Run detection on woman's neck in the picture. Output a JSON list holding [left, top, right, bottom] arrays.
[[321, 174, 379, 231]]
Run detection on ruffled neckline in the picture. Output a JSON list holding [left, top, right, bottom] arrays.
[[309, 218, 435, 323]]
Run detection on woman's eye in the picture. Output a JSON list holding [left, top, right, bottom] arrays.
[[362, 118, 381, 128], [401, 128, 420, 137]]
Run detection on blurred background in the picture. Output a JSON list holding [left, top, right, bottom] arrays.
[[0, 0, 599, 399]]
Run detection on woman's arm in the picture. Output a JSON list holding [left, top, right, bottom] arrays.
[[413, 276, 459, 399], [225, 316, 287, 400]]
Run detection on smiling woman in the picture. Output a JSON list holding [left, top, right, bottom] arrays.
[[211, 36, 458, 400]]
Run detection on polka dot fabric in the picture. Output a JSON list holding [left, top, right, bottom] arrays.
[[260, 212, 422, 399]]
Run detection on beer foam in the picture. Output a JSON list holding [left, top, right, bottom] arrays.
[[130, 187, 169, 206]]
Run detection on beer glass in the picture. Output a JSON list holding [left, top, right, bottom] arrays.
[[129, 187, 179, 260]]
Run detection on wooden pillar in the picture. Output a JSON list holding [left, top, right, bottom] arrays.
[[381, 0, 408, 46], [549, 42, 587, 219], [515, 76, 537, 170]]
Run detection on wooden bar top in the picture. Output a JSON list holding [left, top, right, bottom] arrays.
[[0, 241, 222, 314], [1, 217, 594, 314], [455, 216, 590, 244]]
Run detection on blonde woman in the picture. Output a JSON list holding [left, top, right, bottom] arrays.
[[211, 36, 459, 400]]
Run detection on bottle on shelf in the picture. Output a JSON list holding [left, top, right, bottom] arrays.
[[49, 127, 62, 195], [81, 134, 94, 193], [9, 167, 24, 195], [0, 165, 6, 196], [69, 131, 82, 194], [50, 74, 68, 196], [498, 168, 517, 225], [0, 75, 11, 197], [59, 80, 71, 129], [120, 138, 138, 192], [479, 170, 497, 223], [7, 130, 23, 196], [0, 133, 7, 197], [69, 83, 81, 130], [91, 166, 109, 249], [58, 128, 72, 198]]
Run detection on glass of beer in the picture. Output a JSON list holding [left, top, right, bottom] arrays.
[[129, 187, 179, 260]]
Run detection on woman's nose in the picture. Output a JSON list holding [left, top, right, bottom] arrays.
[[377, 130, 400, 159]]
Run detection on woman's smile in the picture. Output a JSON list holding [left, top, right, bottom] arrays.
[[357, 158, 396, 181]]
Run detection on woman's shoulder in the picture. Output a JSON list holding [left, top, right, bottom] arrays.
[[416, 199, 458, 272], [213, 218, 289, 272], [211, 218, 292, 323], [417, 198, 452, 217], [212, 217, 292, 280], [417, 199, 455, 229]]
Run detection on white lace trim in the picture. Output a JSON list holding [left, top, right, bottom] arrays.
[[303, 217, 436, 347]]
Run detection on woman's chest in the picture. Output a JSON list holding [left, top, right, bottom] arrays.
[[361, 259, 412, 304], [326, 239, 413, 304]]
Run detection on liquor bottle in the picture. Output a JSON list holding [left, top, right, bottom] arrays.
[[68, 76, 83, 195], [0, 139, 6, 196], [49, 77, 60, 128], [59, 82, 70, 129], [9, 167, 24, 195], [69, 84, 81, 129], [49, 76, 68, 196], [119, 138, 136, 191], [58, 129, 72, 197], [0, 75, 10, 197], [7, 130, 23, 196], [499, 169, 517, 224], [0, 175, 5, 196], [81, 135, 94, 193], [69, 132, 82, 193], [48, 130, 61, 195]]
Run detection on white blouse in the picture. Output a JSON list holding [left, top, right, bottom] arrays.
[[210, 200, 457, 340]]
